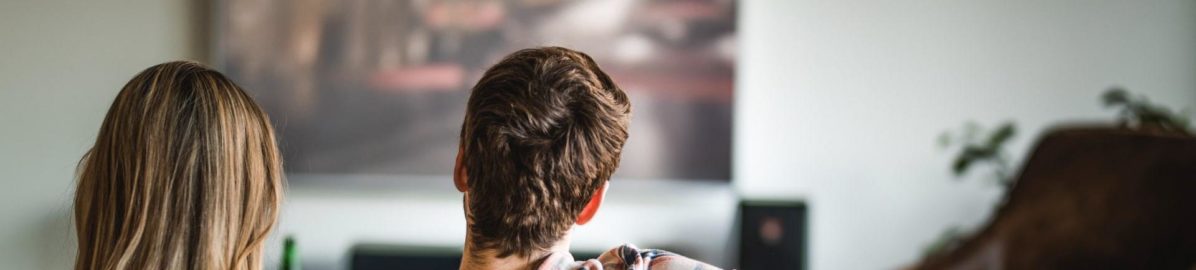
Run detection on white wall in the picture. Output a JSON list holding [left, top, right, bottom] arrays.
[[0, 0, 200, 269], [2, 1, 1195, 270], [737, 0, 1196, 269]]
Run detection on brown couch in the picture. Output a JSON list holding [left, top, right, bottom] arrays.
[[914, 126, 1196, 270]]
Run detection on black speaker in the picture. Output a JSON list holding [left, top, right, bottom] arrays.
[[739, 201, 807, 270]]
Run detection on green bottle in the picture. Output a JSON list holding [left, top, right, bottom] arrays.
[[280, 235, 300, 270]]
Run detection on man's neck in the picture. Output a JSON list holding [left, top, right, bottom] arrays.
[[459, 232, 573, 270]]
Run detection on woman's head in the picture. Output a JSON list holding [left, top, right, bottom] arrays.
[[74, 61, 282, 270]]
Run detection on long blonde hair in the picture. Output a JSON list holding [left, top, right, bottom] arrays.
[[74, 61, 283, 270]]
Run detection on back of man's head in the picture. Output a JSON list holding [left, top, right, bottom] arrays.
[[458, 47, 631, 258]]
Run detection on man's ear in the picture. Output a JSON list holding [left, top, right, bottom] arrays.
[[576, 181, 609, 225], [453, 147, 468, 192]]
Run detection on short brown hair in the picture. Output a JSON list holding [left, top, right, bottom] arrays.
[[74, 61, 282, 270], [459, 47, 631, 257]]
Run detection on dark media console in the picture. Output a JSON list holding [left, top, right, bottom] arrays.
[[350, 244, 602, 270]]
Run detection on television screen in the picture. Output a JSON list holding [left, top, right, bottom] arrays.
[[215, 0, 736, 181]]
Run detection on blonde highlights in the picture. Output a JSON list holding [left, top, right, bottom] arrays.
[[74, 61, 283, 270]]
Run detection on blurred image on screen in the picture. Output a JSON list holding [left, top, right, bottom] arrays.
[[216, 0, 736, 181]]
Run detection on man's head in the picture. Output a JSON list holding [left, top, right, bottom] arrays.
[[455, 47, 631, 258]]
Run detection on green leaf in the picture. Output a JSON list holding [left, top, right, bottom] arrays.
[[1103, 87, 1129, 107]]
